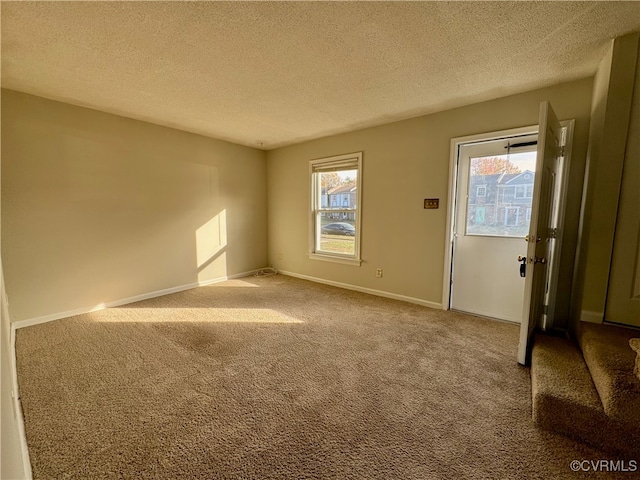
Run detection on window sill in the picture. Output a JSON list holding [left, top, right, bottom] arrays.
[[308, 253, 362, 266]]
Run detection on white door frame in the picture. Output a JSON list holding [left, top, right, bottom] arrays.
[[442, 125, 537, 312], [442, 121, 574, 319]]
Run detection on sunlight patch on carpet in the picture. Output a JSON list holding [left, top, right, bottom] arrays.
[[89, 308, 304, 323]]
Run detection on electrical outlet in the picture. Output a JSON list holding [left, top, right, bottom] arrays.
[[278, 253, 283, 260], [376, 268, 383, 278]]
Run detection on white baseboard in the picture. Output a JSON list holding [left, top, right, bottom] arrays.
[[9, 326, 32, 479], [8, 268, 260, 478], [580, 310, 604, 324], [278, 270, 442, 309], [12, 269, 262, 331]]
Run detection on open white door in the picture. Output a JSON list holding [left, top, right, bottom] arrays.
[[517, 102, 564, 365]]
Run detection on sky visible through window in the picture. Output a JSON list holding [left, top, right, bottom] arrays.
[[337, 170, 357, 181], [502, 151, 537, 172]]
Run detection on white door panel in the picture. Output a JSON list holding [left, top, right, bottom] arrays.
[[452, 236, 525, 322], [451, 137, 537, 323], [517, 101, 563, 365]]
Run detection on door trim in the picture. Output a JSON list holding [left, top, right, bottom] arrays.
[[442, 121, 575, 325]]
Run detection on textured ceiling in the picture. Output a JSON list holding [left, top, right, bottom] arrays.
[[2, 2, 640, 150]]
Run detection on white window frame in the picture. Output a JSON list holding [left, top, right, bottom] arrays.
[[503, 186, 515, 197], [309, 152, 362, 266], [526, 184, 534, 198]]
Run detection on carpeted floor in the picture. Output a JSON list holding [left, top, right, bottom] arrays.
[[15, 275, 623, 479], [531, 334, 640, 458], [578, 323, 640, 426]]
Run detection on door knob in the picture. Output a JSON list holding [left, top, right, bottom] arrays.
[[518, 255, 527, 277]]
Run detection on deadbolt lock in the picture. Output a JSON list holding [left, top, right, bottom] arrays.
[[517, 255, 546, 265], [524, 235, 541, 243]]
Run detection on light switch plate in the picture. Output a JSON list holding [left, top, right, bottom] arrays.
[[424, 198, 439, 209]]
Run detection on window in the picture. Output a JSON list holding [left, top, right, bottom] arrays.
[[309, 152, 362, 265], [504, 207, 520, 226], [465, 152, 536, 238], [514, 184, 533, 198], [503, 186, 515, 197]]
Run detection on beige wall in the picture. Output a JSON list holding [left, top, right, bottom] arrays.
[[572, 33, 639, 326], [605, 36, 640, 327], [572, 43, 615, 324], [1, 90, 267, 322], [267, 78, 593, 323]]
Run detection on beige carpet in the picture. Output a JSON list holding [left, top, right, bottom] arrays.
[[15, 275, 620, 479], [578, 323, 640, 426], [531, 334, 640, 458]]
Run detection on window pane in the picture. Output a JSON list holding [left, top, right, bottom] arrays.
[[310, 152, 361, 262], [466, 152, 536, 237], [318, 212, 356, 255]]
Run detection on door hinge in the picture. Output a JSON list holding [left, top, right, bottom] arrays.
[[549, 228, 557, 239], [560, 126, 567, 147]]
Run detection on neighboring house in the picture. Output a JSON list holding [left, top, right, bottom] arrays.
[[326, 182, 357, 220], [468, 170, 535, 236]]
